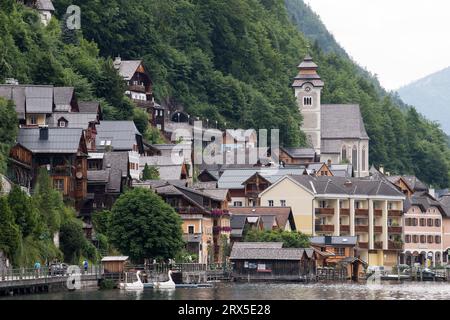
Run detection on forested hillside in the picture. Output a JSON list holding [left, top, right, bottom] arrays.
[[1, 0, 450, 187]]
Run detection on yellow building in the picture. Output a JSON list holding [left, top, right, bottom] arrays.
[[259, 175, 405, 268]]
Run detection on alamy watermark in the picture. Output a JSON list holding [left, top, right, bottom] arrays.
[[65, 5, 81, 30]]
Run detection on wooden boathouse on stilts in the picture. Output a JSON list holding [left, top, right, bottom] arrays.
[[229, 243, 318, 282]]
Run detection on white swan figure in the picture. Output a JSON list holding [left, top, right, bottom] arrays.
[[154, 270, 176, 289], [119, 271, 144, 290]]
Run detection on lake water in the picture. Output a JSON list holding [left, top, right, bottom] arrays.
[[3, 282, 450, 300]]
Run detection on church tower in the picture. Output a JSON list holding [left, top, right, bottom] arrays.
[[292, 54, 324, 154]]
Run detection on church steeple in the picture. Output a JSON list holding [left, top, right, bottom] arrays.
[[292, 53, 324, 89], [293, 52, 323, 154]]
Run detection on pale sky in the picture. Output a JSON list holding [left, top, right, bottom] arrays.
[[305, 0, 450, 90]]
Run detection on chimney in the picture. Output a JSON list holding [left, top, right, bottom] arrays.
[[379, 165, 384, 174], [429, 187, 436, 199], [327, 159, 332, 167], [39, 126, 49, 140]]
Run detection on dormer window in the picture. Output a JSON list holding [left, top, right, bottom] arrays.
[[303, 96, 313, 106], [58, 117, 68, 128]]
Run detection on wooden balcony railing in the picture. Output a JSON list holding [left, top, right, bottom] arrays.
[[388, 241, 403, 250], [340, 225, 350, 233], [340, 208, 350, 216], [315, 208, 335, 215], [388, 226, 403, 234], [355, 209, 369, 216], [315, 225, 335, 232], [176, 207, 205, 214], [374, 226, 383, 233], [388, 210, 403, 217], [358, 242, 369, 249], [355, 225, 369, 233], [374, 241, 383, 250], [374, 209, 383, 217], [128, 84, 146, 93]]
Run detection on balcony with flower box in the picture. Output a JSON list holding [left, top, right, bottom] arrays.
[[388, 226, 403, 234], [210, 209, 231, 217], [176, 207, 205, 215], [374, 241, 383, 250], [388, 240, 403, 250]]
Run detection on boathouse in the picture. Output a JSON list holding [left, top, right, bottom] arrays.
[[101, 256, 129, 274], [229, 243, 317, 281]]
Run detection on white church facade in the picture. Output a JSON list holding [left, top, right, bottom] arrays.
[[293, 54, 370, 177]]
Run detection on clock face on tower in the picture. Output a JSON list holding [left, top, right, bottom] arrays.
[[305, 86, 311, 92]]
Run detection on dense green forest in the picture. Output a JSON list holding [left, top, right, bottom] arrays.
[[1, 0, 450, 188]]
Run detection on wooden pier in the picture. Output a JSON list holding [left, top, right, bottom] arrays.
[[0, 267, 102, 296]]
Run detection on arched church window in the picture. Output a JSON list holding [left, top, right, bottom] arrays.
[[341, 146, 347, 162], [352, 146, 358, 171], [362, 146, 366, 171], [303, 96, 312, 106]]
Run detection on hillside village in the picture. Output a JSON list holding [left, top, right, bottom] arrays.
[[1, 0, 450, 282]]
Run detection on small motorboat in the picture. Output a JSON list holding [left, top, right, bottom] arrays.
[[153, 270, 176, 289], [119, 271, 144, 290]]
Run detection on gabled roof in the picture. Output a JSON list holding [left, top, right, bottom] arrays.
[[78, 101, 100, 114], [387, 175, 428, 192], [140, 156, 185, 181], [25, 86, 53, 114], [48, 112, 98, 129], [230, 248, 311, 261], [232, 242, 283, 249], [439, 194, 450, 217], [17, 128, 84, 154], [88, 152, 129, 193], [53, 87, 74, 112], [218, 167, 305, 190], [321, 104, 369, 141], [405, 191, 447, 216], [280, 147, 316, 159], [96, 121, 141, 151], [115, 60, 143, 81], [36, 0, 55, 11], [229, 207, 296, 231]]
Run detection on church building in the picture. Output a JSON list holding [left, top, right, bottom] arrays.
[[293, 54, 370, 177]]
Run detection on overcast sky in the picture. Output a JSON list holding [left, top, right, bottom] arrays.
[[305, 0, 450, 90]]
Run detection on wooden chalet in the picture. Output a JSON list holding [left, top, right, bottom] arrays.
[[8, 127, 88, 210], [113, 57, 166, 131], [279, 147, 318, 165]]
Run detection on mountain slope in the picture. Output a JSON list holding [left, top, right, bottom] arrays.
[[398, 67, 450, 135], [2, 0, 450, 187]]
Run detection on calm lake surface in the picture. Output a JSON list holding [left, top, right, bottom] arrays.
[[3, 282, 450, 300]]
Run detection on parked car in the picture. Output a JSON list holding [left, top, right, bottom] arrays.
[[49, 263, 68, 275]]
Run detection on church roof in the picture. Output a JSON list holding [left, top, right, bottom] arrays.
[[292, 54, 324, 88], [321, 104, 369, 140]]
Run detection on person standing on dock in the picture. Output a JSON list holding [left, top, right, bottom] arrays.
[[34, 261, 41, 278]]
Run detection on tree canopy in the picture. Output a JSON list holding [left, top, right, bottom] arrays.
[[244, 229, 311, 248], [108, 188, 184, 262]]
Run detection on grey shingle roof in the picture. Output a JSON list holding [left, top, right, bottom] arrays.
[[230, 248, 310, 261], [287, 175, 405, 198], [0, 86, 26, 119], [321, 104, 369, 140], [48, 112, 98, 129], [24, 86, 53, 114], [96, 121, 141, 151], [115, 60, 142, 81], [17, 128, 83, 154], [36, 0, 55, 11], [439, 194, 450, 217], [232, 242, 283, 249], [229, 207, 295, 231], [140, 156, 184, 181], [281, 147, 316, 159], [103, 152, 129, 193], [387, 175, 428, 192], [218, 167, 305, 190], [329, 164, 353, 178], [404, 192, 447, 215], [53, 87, 74, 112], [78, 101, 100, 114], [310, 236, 358, 246]]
